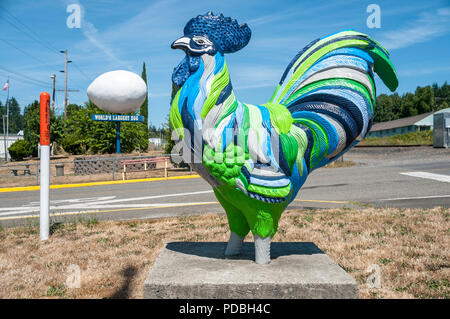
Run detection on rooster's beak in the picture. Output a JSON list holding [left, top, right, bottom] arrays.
[[171, 37, 191, 50]]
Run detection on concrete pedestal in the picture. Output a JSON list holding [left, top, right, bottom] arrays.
[[143, 242, 358, 299]]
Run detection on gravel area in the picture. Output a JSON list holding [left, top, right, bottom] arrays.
[[345, 146, 450, 166]]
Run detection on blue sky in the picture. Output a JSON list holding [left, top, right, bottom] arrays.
[[0, 0, 449, 127]]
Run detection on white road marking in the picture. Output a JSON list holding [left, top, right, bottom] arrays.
[[380, 194, 450, 201], [0, 201, 221, 221], [0, 190, 214, 218], [401, 171, 450, 183]]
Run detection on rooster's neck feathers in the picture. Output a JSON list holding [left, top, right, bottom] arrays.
[[173, 52, 235, 130]]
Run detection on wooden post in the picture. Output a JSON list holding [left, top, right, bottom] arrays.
[[112, 160, 115, 181], [164, 160, 168, 178], [122, 163, 126, 180]]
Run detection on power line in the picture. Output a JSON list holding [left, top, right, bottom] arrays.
[[0, 71, 51, 89], [1, 6, 95, 83], [0, 38, 52, 66], [1, 16, 58, 56], [0, 6, 88, 101], [0, 65, 59, 88], [0, 67, 80, 92], [0, 5, 60, 55], [72, 61, 93, 81]]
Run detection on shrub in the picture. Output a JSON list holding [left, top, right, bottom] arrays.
[[61, 135, 86, 155], [8, 139, 32, 161]]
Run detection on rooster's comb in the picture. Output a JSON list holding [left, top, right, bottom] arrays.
[[183, 11, 251, 53]]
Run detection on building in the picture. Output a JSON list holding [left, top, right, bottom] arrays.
[[367, 108, 450, 138], [433, 112, 450, 148], [148, 137, 166, 147]]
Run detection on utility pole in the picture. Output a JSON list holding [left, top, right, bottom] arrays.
[[50, 74, 56, 112], [60, 50, 72, 118]]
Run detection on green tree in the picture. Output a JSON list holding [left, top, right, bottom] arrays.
[[374, 94, 394, 123], [400, 93, 416, 118], [23, 100, 40, 156], [7, 97, 23, 133], [0, 97, 23, 134], [140, 62, 149, 131], [23, 100, 65, 156], [437, 100, 448, 111], [414, 86, 434, 114], [390, 93, 401, 120], [61, 103, 91, 154], [61, 101, 148, 154], [433, 81, 450, 110]]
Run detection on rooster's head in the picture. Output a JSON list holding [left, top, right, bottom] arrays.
[[171, 11, 251, 91]]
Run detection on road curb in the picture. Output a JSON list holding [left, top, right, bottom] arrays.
[[0, 174, 201, 193]]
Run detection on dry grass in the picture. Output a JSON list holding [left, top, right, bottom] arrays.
[[324, 160, 355, 168], [0, 207, 448, 299], [359, 130, 433, 146]]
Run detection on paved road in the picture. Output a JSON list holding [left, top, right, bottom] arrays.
[[0, 147, 449, 226]]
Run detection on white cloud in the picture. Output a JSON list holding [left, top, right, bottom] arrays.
[[379, 7, 450, 50], [398, 65, 450, 77], [67, 0, 131, 69], [229, 65, 281, 90]]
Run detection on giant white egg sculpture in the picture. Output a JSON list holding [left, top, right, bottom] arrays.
[[86, 70, 147, 114]]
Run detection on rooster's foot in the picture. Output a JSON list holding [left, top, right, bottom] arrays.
[[254, 234, 271, 264], [224, 232, 244, 256]]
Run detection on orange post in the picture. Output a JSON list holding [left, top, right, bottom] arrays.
[[39, 92, 51, 240], [40, 92, 51, 146]]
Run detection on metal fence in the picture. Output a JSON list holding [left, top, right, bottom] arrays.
[[0, 154, 182, 185]]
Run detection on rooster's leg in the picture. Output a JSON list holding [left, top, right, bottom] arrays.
[[254, 234, 271, 264], [224, 231, 244, 256]]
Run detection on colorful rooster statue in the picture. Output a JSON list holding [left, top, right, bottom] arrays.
[[170, 12, 398, 264]]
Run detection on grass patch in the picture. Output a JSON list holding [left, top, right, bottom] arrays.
[[82, 218, 99, 229], [359, 130, 432, 146], [424, 279, 449, 292], [379, 258, 392, 265], [349, 201, 373, 208], [0, 207, 448, 299], [44, 285, 66, 297]]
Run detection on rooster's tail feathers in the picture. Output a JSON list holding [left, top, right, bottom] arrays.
[[272, 30, 398, 171], [270, 30, 397, 105]]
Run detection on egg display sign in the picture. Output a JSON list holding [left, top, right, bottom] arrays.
[[86, 70, 147, 114]]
